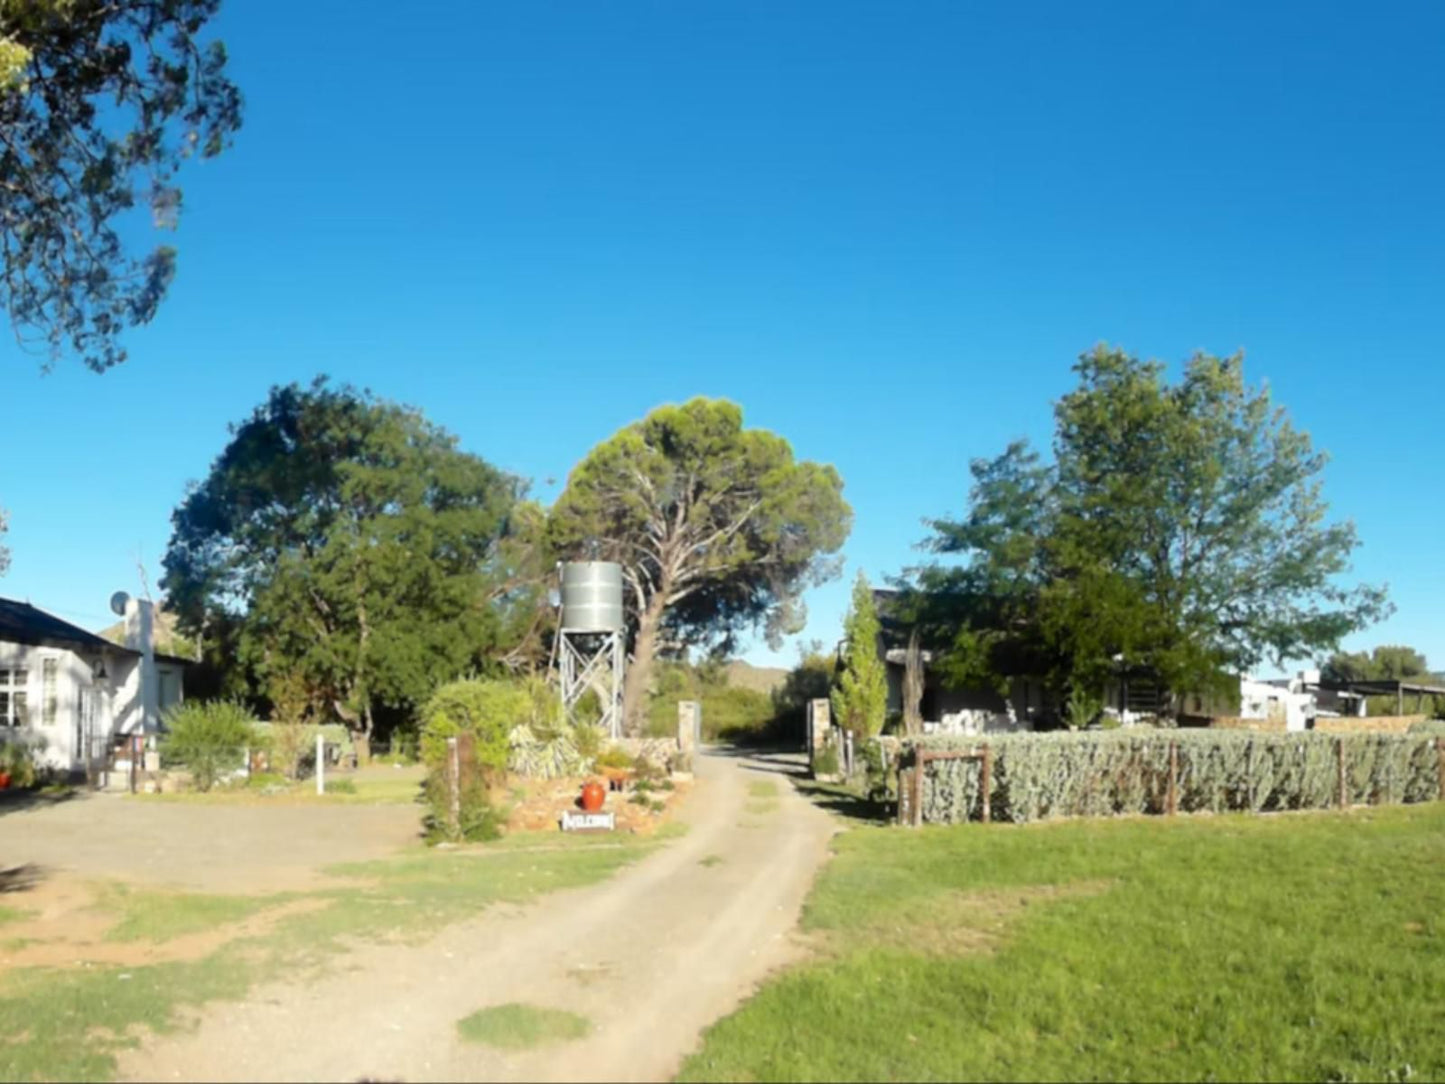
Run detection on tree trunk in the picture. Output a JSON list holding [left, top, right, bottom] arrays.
[[356, 701, 374, 765], [623, 594, 668, 737]]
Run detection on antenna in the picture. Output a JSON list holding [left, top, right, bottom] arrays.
[[109, 591, 132, 617]]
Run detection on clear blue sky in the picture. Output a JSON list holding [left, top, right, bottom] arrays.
[[3, 0, 1443, 674]]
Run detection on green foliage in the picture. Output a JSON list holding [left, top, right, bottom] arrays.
[[895, 730, 1442, 824], [456, 1004, 590, 1049], [549, 397, 850, 732], [0, 739, 38, 788], [593, 746, 633, 771], [831, 573, 887, 739], [903, 348, 1389, 711], [0, 0, 242, 372], [813, 745, 840, 778], [1408, 718, 1445, 736], [323, 778, 357, 795], [160, 701, 257, 792], [419, 678, 517, 779], [419, 678, 521, 842], [244, 771, 289, 791], [645, 659, 782, 744], [679, 803, 1445, 1083], [162, 380, 537, 743], [771, 646, 836, 743]]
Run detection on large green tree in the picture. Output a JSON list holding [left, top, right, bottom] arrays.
[[162, 380, 540, 755], [1, 0, 241, 372], [1323, 645, 1442, 716], [831, 572, 887, 739], [903, 347, 1389, 716], [549, 398, 851, 734]]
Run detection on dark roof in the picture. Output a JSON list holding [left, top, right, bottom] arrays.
[[0, 597, 139, 655]]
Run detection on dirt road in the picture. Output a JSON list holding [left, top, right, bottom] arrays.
[[121, 749, 837, 1083]]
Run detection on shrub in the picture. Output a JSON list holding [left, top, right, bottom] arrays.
[[1408, 718, 1445, 736], [420, 678, 526, 843], [0, 738, 40, 788], [813, 745, 840, 778], [594, 747, 633, 771], [420, 679, 517, 778], [160, 701, 258, 792], [264, 721, 318, 780], [893, 730, 1445, 825], [245, 771, 290, 791]]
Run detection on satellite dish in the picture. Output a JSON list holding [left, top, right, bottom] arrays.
[[109, 591, 132, 617]]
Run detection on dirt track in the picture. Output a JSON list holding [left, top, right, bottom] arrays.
[[119, 749, 836, 1083]]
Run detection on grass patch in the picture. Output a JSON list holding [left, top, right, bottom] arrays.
[[699, 854, 724, 868], [680, 803, 1445, 1083], [0, 904, 30, 927], [95, 885, 287, 943], [455, 1003, 589, 1049], [747, 779, 778, 798], [0, 829, 670, 1081]]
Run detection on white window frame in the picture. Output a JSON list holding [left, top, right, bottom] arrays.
[[0, 667, 30, 727], [41, 656, 59, 727]]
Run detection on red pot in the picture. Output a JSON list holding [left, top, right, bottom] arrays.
[[580, 780, 606, 812], [0, 773, 11, 790]]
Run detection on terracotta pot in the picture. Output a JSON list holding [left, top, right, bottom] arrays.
[[580, 779, 606, 812]]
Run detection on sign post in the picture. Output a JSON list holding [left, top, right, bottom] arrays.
[[316, 732, 325, 795]]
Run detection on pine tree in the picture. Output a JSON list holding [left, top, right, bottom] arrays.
[[831, 572, 888, 738]]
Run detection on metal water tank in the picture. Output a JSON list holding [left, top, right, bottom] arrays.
[[560, 562, 624, 631]]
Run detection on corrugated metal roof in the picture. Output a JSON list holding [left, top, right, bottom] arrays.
[[0, 597, 139, 655]]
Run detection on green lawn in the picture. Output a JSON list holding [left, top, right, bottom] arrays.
[[680, 803, 1445, 1083], [0, 830, 668, 1082], [456, 1003, 590, 1049]]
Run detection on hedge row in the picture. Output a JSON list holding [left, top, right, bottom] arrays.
[[883, 730, 1445, 825]]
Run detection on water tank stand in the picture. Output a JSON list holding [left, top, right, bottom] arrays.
[[559, 627, 625, 739]]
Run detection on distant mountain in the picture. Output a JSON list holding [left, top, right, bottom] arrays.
[[722, 660, 790, 695], [99, 607, 196, 659]]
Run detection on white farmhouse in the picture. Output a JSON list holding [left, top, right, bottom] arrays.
[[0, 597, 186, 774]]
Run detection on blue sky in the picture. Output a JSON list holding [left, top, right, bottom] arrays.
[[3, 0, 1443, 673]]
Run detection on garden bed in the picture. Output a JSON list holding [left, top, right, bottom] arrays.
[[505, 774, 691, 835]]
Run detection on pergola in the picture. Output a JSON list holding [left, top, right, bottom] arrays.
[[1317, 679, 1445, 715]]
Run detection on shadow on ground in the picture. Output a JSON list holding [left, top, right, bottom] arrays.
[[0, 862, 47, 893], [788, 779, 893, 826], [0, 785, 81, 820], [705, 745, 810, 779]]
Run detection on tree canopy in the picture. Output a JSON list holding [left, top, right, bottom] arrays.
[[1, 0, 241, 371], [902, 347, 1389, 715], [161, 380, 538, 751], [549, 398, 851, 733]]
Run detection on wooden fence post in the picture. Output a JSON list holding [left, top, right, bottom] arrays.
[[980, 744, 992, 824], [1167, 740, 1178, 816], [446, 735, 461, 837], [1336, 737, 1347, 811]]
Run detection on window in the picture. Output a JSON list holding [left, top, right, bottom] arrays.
[[41, 658, 58, 726], [0, 669, 29, 727]]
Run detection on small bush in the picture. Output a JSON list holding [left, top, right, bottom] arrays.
[[1408, 718, 1445, 736], [813, 746, 840, 778], [594, 747, 633, 771], [419, 678, 519, 843], [161, 701, 258, 792], [0, 739, 40, 788], [245, 771, 289, 791]]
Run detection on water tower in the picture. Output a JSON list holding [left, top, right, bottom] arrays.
[[557, 561, 626, 738]]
